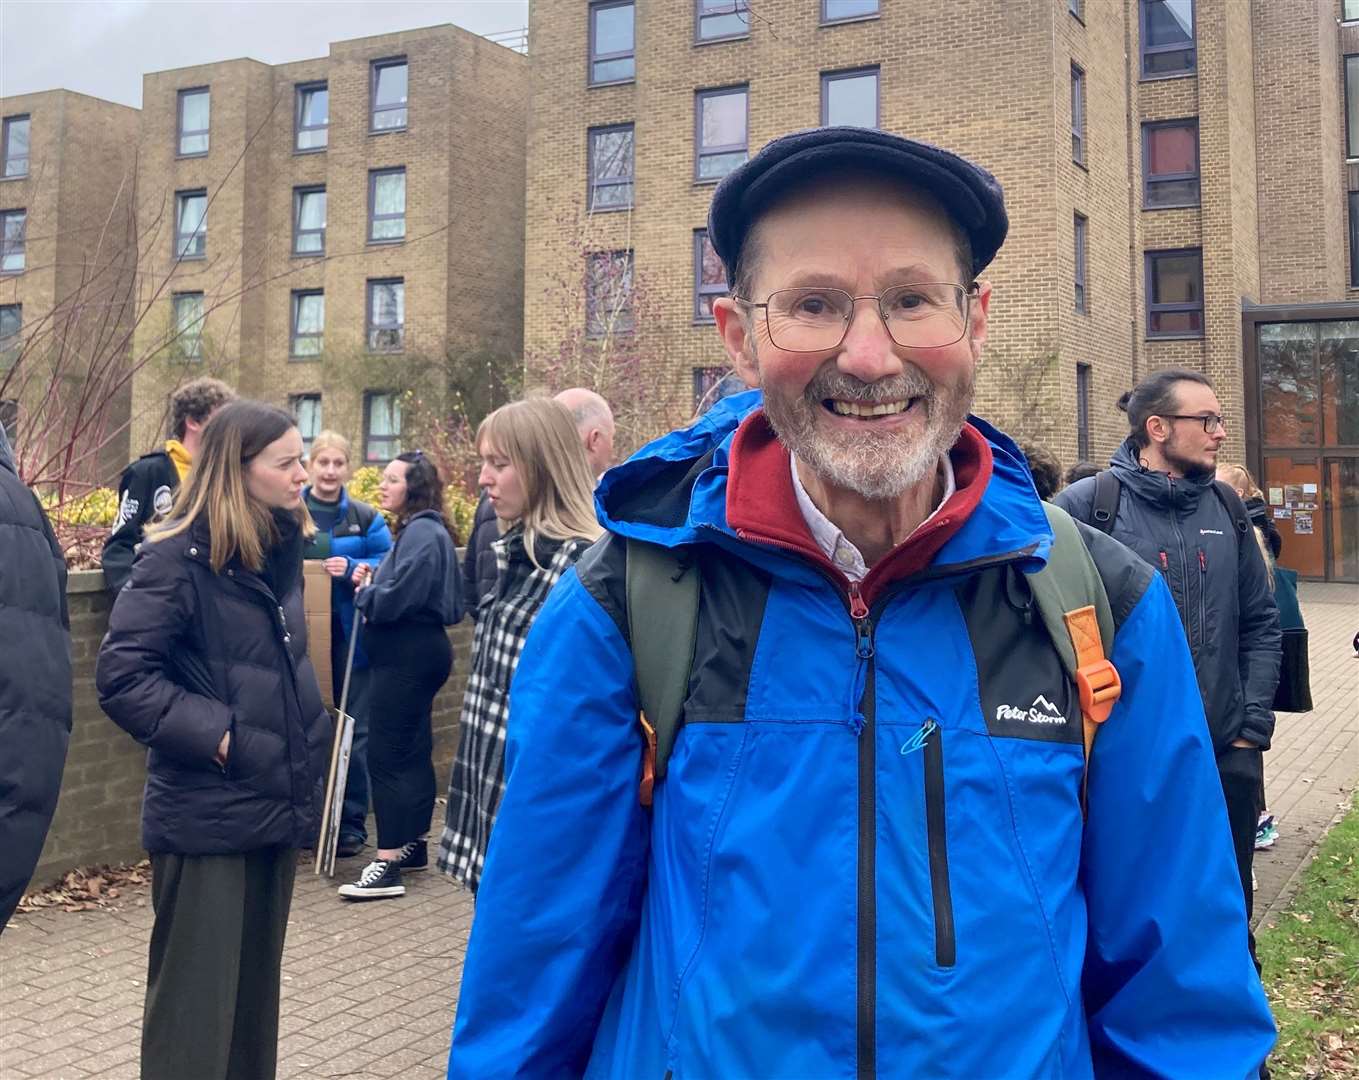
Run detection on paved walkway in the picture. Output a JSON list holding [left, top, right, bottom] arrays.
[[1, 585, 1354, 1079]]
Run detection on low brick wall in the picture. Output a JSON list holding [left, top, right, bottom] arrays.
[[32, 569, 474, 888]]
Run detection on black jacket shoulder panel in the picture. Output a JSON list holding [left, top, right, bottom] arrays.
[[1072, 518, 1156, 632], [574, 532, 629, 643], [605, 448, 718, 530]]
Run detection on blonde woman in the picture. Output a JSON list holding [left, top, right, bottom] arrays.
[[1216, 462, 1282, 577], [437, 397, 602, 893], [96, 400, 331, 1080]]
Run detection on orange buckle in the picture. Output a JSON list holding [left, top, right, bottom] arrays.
[[1075, 659, 1121, 725], [638, 714, 657, 808]]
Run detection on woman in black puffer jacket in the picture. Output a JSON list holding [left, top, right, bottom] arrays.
[[96, 400, 329, 1080]]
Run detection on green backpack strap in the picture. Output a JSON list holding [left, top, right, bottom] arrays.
[[1027, 503, 1123, 814], [625, 538, 701, 807]]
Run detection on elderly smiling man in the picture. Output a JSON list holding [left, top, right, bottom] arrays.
[[447, 129, 1274, 1079]]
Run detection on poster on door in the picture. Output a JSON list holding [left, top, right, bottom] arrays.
[[1293, 511, 1314, 536]]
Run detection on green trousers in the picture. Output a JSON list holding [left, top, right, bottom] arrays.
[[141, 847, 296, 1080]]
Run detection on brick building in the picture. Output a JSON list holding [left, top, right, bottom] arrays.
[[127, 23, 528, 465], [524, 0, 1359, 580], [0, 89, 140, 478]]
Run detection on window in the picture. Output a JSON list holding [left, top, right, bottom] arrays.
[[295, 83, 329, 151], [1076, 363, 1091, 461], [1069, 0, 1083, 19], [694, 230, 725, 322], [1347, 0, 1359, 21], [367, 279, 405, 352], [291, 291, 324, 357], [696, 87, 749, 181], [588, 125, 635, 212], [693, 366, 743, 411], [2, 116, 29, 178], [0, 209, 25, 273], [371, 59, 408, 131], [172, 292, 205, 360], [822, 0, 879, 21], [697, 0, 749, 41], [177, 88, 209, 156], [368, 168, 406, 242], [1347, 56, 1359, 160], [364, 392, 402, 463], [1074, 213, 1088, 313], [0, 400, 16, 446], [293, 186, 326, 255], [1071, 64, 1085, 165], [291, 394, 322, 454], [1140, 0, 1195, 78], [585, 250, 634, 337], [589, 1, 635, 85], [175, 191, 206, 259], [1349, 192, 1359, 287], [0, 304, 20, 369], [1142, 120, 1200, 207], [1145, 249, 1204, 337], [821, 68, 879, 128]]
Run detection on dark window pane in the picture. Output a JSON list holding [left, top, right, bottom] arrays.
[[823, 0, 879, 19], [699, 0, 749, 39], [595, 4, 634, 55], [1350, 192, 1359, 287], [592, 57, 635, 82], [1146, 178, 1200, 207], [4, 117, 29, 177], [1319, 321, 1359, 445], [1259, 322, 1318, 447], [586, 251, 634, 336], [301, 87, 328, 127], [824, 72, 877, 128], [698, 150, 746, 180], [1144, 0, 1193, 47], [1143, 47, 1194, 75], [1147, 124, 1196, 175], [1149, 253, 1201, 304], [373, 62, 408, 129], [1348, 57, 1359, 158], [1149, 309, 1203, 335]]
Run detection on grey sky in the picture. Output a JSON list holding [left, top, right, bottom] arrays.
[[0, 1, 530, 108]]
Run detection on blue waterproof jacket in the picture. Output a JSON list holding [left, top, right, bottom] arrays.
[[449, 394, 1275, 1079], [302, 485, 391, 668]]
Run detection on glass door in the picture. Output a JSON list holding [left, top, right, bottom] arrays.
[[1325, 458, 1359, 581], [1262, 456, 1325, 578]]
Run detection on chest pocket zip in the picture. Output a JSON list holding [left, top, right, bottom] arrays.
[[922, 718, 956, 968]]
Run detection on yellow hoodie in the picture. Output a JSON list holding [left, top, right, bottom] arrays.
[[165, 439, 192, 482]]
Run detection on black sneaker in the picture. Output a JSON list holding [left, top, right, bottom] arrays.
[[336, 835, 366, 859], [396, 839, 428, 873], [337, 859, 405, 901]]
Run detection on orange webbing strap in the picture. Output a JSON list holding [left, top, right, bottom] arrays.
[[638, 714, 658, 808], [1064, 605, 1122, 813]]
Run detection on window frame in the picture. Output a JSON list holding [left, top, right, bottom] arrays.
[[290, 290, 324, 359], [363, 391, 402, 464], [367, 167, 407, 243], [589, 0, 637, 86], [1069, 0, 1084, 21], [694, 85, 750, 183], [1346, 0, 1359, 22], [1141, 118, 1200, 208], [585, 250, 635, 338], [0, 208, 25, 275], [292, 185, 326, 257], [695, 0, 750, 44], [290, 393, 322, 454], [820, 0, 880, 25], [820, 66, 880, 128], [0, 303, 21, 369], [1349, 191, 1359, 288], [693, 229, 725, 323], [1076, 362, 1092, 461], [1070, 63, 1086, 166], [1144, 248, 1205, 339], [587, 124, 635, 212], [171, 291, 205, 361], [366, 278, 405, 354], [175, 190, 207, 261], [1074, 212, 1089, 314], [1346, 55, 1359, 161], [176, 87, 210, 158], [294, 81, 329, 153], [370, 57, 409, 133], [2, 115, 30, 178], [1139, 0, 1196, 80]]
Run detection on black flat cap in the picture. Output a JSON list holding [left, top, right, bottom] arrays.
[[707, 126, 1009, 288]]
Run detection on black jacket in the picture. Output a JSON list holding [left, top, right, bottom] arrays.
[[0, 422, 72, 931], [95, 513, 330, 854], [356, 510, 463, 626], [1055, 439, 1281, 751], [101, 449, 181, 592], [461, 491, 499, 615], [1245, 495, 1283, 560]]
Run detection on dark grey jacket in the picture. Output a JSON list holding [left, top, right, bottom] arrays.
[[96, 513, 330, 854], [461, 491, 499, 615], [0, 422, 72, 931], [1055, 438, 1281, 751], [356, 510, 463, 626]]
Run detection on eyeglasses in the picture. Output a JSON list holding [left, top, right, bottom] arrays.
[[1162, 413, 1226, 434], [733, 283, 975, 353]]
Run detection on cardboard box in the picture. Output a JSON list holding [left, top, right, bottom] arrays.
[[303, 560, 334, 710]]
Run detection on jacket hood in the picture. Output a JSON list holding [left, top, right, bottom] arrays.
[[0, 420, 13, 476], [1109, 435, 1214, 510], [596, 389, 1054, 580]]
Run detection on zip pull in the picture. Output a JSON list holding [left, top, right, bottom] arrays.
[[848, 582, 869, 622], [1198, 549, 1206, 572], [900, 718, 938, 756], [1159, 551, 1169, 571]]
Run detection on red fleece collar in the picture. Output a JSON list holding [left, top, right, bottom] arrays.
[[726, 409, 993, 609]]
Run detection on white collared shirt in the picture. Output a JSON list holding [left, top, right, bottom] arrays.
[[789, 453, 956, 582]]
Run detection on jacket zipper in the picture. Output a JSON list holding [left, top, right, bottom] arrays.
[[1198, 548, 1207, 644], [922, 719, 956, 968], [850, 582, 876, 1080], [1167, 477, 1193, 642]]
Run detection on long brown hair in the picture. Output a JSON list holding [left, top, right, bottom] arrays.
[[477, 397, 601, 567], [148, 400, 314, 572]]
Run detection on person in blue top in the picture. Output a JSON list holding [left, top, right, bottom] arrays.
[[301, 430, 392, 858], [447, 128, 1276, 1078]]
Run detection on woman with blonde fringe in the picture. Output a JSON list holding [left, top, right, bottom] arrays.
[[95, 400, 331, 1080], [437, 397, 603, 893]]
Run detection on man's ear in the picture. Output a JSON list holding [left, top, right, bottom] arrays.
[[1145, 415, 1170, 446], [713, 298, 760, 389], [968, 281, 991, 367]]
